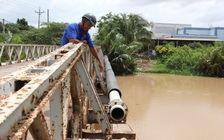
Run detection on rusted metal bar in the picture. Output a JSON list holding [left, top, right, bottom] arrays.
[[70, 66, 82, 138], [50, 74, 70, 140], [93, 58, 107, 93], [75, 59, 112, 135], [28, 111, 52, 140], [82, 129, 136, 140], [0, 43, 83, 139]]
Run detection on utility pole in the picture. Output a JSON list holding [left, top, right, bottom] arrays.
[[35, 7, 44, 28], [2, 19, 5, 33], [47, 9, 49, 23]]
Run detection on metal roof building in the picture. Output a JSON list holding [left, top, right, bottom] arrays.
[[151, 23, 224, 46], [151, 22, 224, 46], [151, 22, 192, 39]]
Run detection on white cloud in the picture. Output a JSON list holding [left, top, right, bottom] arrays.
[[0, 0, 224, 32]]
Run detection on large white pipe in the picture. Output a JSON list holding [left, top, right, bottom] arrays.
[[109, 90, 121, 102], [104, 56, 128, 122]]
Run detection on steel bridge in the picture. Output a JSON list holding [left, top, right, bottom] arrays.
[[0, 43, 136, 140]]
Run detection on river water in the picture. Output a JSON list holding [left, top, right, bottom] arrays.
[[116, 73, 224, 140]]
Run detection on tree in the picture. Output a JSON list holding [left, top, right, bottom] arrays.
[[5, 23, 20, 33], [94, 13, 153, 75], [42, 22, 68, 45], [17, 18, 29, 30], [94, 13, 121, 54], [0, 31, 21, 43], [19, 22, 67, 45], [108, 34, 142, 75]]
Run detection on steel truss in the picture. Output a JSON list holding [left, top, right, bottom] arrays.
[[0, 43, 136, 140]]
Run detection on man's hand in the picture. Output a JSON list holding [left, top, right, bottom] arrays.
[[99, 62, 104, 72], [89, 47, 104, 72], [81, 40, 87, 44], [69, 38, 87, 44]]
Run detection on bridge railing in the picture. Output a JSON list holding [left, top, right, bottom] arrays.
[[0, 43, 135, 140], [0, 44, 59, 66]]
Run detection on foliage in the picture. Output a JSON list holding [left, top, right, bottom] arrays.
[[187, 42, 204, 49], [0, 32, 10, 43], [4, 23, 20, 33], [153, 41, 224, 77], [19, 22, 68, 45], [108, 34, 141, 75], [94, 13, 153, 75], [0, 17, 67, 45], [164, 45, 202, 75], [1, 21, 35, 35], [94, 13, 122, 54], [0, 18, 36, 43], [95, 13, 153, 52], [0, 31, 21, 43], [155, 42, 176, 54], [42, 22, 68, 45], [108, 44, 136, 75], [17, 18, 29, 30], [197, 45, 224, 77], [155, 42, 177, 63]]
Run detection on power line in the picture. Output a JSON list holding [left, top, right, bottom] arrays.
[[35, 7, 44, 28], [0, 18, 13, 24], [0, 7, 37, 23]]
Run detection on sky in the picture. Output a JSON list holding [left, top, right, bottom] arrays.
[[1, 0, 224, 35]]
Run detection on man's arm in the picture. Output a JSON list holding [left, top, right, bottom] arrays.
[[69, 38, 87, 44], [69, 38, 104, 71], [89, 47, 104, 72]]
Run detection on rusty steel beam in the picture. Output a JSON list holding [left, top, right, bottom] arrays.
[[0, 43, 72, 95], [75, 59, 112, 135], [0, 43, 83, 139], [29, 111, 51, 140], [82, 129, 136, 140], [70, 67, 82, 138], [50, 72, 71, 140], [93, 58, 107, 93]]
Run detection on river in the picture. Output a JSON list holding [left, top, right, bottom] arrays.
[[116, 73, 224, 140]]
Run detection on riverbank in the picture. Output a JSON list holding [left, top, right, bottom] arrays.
[[136, 59, 155, 72]]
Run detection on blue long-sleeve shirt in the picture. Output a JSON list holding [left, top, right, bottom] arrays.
[[60, 23, 94, 48]]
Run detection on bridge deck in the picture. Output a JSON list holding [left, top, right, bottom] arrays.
[[0, 61, 35, 78]]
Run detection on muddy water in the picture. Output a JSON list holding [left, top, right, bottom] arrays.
[[116, 73, 224, 140]]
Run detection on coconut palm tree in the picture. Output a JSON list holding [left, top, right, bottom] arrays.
[[94, 13, 153, 75]]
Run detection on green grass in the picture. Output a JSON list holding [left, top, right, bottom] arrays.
[[146, 63, 170, 73]]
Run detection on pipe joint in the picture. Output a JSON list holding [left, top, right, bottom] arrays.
[[107, 99, 128, 122]]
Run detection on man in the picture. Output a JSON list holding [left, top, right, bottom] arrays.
[[60, 13, 104, 71]]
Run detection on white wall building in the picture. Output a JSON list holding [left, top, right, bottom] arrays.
[[151, 22, 191, 39], [151, 22, 224, 41]]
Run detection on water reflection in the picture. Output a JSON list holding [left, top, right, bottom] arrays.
[[116, 73, 224, 140]]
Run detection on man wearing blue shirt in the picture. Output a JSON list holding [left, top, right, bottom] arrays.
[[60, 13, 104, 71]]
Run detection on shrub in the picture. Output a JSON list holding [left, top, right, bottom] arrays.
[[197, 45, 224, 77]]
